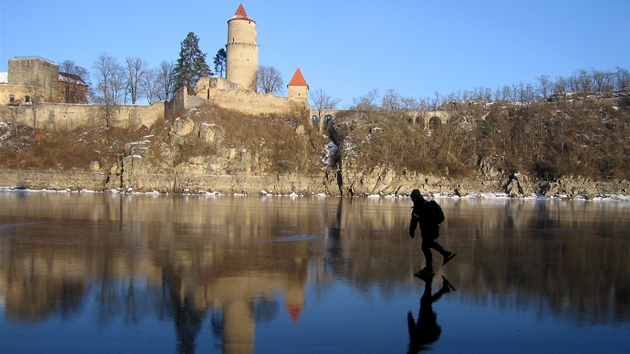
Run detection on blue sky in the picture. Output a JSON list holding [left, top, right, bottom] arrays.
[[1, 0, 628, 107]]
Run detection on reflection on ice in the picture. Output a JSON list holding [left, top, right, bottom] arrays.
[[258, 235, 320, 243], [0, 192, 628, 353]]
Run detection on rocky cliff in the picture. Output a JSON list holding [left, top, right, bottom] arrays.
[[1, 106, 628, 199], [2, 166, 628, 199]]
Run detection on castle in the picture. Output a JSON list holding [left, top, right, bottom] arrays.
[[0, 4, 310, 130], [0, 56, 88, 106], [181, 4, 310, 115]]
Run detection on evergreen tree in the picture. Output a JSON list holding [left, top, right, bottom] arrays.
[[173, 32, 212, 94], [213, 48, 227, 78]]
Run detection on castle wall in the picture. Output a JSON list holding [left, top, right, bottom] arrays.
[[0, 84, 45, 105], [0, 102, 164, 131], [113, 103, 165, 129], [208, 86, 293, 115], [188, 77, 307, 115]]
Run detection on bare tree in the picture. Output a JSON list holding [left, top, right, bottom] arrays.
[[576, 69, 592, 100], [59, 60, 92, 102], [591, 69, 614, 98], [536, 75, 551, 101], [156, 60, 175, 101], [501, 85, 514, 102], [59, 60, 91, 86], [125, 57, 149, 104], [615, 67, 630, 91], [140, 68, 158, 104], [431, 91, 442, 110], [256, 66, 284, 94], [382, 89, 422, 123], [381, 89, 402, 113], [351, 89, 380, 121], [92, 53, 125, 126], [310, 88, 341, 133]]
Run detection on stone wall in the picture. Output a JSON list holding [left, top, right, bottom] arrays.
[[210, 88, 293, 114], [187, 77, 303, 115], [57, 79, 88, 104], [0, 102, 165, 130], [113, 103, 165, 129], [8, 57, 59, 101], [0, 84, 44, 105]]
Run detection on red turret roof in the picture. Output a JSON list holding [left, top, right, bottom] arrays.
[[230, 3, 255, 22], [287, 68, 308, 87], [286, 303, 303, 322]]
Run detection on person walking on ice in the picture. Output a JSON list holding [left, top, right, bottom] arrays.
[[409, 189, 457, 276]]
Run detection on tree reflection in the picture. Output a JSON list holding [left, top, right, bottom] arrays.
[[1, 194, 629, 353], [162, 263, 207, 353]]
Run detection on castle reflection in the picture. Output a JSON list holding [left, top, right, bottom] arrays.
[[0, 193, 629, 353]]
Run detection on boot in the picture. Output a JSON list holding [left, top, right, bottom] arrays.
[[443, 252, 457, 266], [414, 265, 434, 276], [441, 276, 456, 292]]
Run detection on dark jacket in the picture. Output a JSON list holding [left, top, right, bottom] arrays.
[[409, 200, 439, 240]]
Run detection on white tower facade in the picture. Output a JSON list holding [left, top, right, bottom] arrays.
[[226, 4, 258, 91]]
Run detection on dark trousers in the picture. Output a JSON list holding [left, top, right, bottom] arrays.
[[421, 238, 447, 264]]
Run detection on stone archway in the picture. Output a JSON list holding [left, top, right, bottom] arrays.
[[324, 115, 335, 130], [311, 115, 319, 128], [414, 116, 425, 129], [428, 116, 441, 130]]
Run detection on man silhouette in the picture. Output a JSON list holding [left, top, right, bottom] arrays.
[[409, 189, 456, 275], [407, 275, 456, 353]]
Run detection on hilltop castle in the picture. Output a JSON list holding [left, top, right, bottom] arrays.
[[0, 4, 310, 131], [0, 56, 88, 106], [179, 4, 310, 115]]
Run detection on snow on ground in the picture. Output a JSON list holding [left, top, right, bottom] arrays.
[[0, 186, 628, 201]]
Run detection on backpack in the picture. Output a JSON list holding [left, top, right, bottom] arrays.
[[429, 200, 445, 224]]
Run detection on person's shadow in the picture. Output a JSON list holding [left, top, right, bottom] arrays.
[[407, 275, 456, 353]]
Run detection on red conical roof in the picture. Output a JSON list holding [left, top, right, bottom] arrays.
[[230, 3, 255, 22], [286, 302, 303, 322], [287, 68, 308, 87]]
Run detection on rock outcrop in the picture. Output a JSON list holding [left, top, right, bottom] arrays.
[[2, 166, 628, 199], [1, 112, 628, 199]]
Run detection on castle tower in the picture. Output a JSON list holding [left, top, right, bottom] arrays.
[[287, 68, 309, 103], [226, 4, 258, 91], [8, 57, 59, 101]]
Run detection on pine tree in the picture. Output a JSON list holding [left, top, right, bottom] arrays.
[[213, 48, 227, 78], [173, 32, 212, 94]]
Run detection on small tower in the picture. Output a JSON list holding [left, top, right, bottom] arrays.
[[287, 68, 309, 103], [226, 4, 258, 91]]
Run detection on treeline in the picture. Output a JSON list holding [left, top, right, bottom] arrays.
[[58, 32, 287, 109], [328, 69, 630, 181], [59, 32, 218, 107], [59, 56, 175, 106], [427, 67, 630, 109]]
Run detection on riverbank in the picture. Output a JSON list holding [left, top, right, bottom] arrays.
[[1, 169, 628, 200]]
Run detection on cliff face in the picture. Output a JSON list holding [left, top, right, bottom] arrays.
[[1, 106, 629, 199], [2, 165, 628, 199]]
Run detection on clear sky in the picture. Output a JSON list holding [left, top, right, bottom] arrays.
[[1, 0, 628, 108]]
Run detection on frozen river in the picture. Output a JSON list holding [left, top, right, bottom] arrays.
[[0, 192, 629, 353]]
